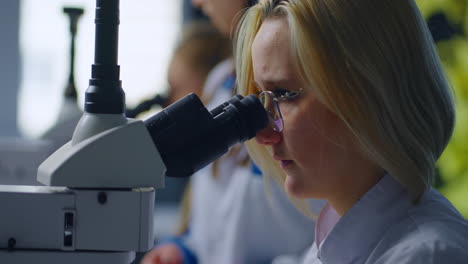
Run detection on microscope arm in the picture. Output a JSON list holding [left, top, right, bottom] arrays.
[[37, 117, 165, 189]]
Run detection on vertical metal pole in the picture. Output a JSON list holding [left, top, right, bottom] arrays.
[[63, 7, 84, 100]]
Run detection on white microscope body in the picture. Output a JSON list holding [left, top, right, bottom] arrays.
[[0, 114, 165, 263], [0, 93, 267, 263], [0, 1, 268, 263]]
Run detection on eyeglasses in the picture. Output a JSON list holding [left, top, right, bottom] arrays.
[[257, 88, 304, 132]]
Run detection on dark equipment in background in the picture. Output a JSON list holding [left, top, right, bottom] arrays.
[[126, 94, 168, 118], [63, 7, 84, 101], [40, 7, 85, 149]]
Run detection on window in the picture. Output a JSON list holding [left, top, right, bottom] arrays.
[[19, 0, 182, 137]]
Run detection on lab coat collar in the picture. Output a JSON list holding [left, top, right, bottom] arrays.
[[316, 174, 413, 264]]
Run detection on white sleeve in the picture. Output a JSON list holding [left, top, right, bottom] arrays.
[[272, 255, 302, 264]]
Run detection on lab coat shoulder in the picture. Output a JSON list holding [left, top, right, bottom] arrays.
[[368, 199, 468, 264], [371, 228, 468, 264]]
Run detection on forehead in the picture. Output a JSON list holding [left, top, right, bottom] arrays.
[[251, 18, 296, 85]]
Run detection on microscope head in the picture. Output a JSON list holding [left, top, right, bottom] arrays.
[[37, 93, 268, 188], [37, 116, 165, 188], [37, 0, 268, 188]]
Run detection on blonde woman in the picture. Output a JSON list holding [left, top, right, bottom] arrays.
[[236, 0, 468, 263], [142, 1, 323, 264]]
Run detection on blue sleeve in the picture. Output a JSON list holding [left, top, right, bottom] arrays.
[[157, 231, 198, 264], [250, 161, 263, 177]]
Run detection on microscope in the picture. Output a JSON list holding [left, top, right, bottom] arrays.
[[0, 0, 268, 263]]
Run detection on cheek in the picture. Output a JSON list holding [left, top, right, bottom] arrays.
[[282, 100, 348, 163]]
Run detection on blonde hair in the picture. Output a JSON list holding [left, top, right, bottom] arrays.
[[235, 0, 455, 200]]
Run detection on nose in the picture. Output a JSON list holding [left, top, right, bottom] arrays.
[[256, 126, 282, 145], [191, 0, 204, 8]]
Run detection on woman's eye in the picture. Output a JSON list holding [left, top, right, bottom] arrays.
[[273, 88, 289, 97], [275, 89, 301, 100]]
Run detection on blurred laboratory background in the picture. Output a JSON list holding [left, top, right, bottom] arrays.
[[0, 0, 208, 244], [0, 0, 467, 258], [417, 0, 468, 218]]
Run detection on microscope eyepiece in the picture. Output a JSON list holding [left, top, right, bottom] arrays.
[[144, 93, 268, 177]]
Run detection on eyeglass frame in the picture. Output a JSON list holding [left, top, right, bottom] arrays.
[[257, 88, 304, 132]]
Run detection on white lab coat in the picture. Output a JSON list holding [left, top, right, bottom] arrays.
[[302, 174, 468, 264]]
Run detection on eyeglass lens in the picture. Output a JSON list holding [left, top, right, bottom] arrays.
[[259, 92, 283, 132]]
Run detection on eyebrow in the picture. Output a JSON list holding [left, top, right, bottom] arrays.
[[253, 79, 291, 91]]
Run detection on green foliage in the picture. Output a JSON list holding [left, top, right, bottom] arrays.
[[416, 0, 468, 218], [416, 0, 466, 23]]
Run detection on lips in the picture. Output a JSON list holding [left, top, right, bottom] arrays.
[[273, 154, 293, 169], [280, 160, 292, 168]]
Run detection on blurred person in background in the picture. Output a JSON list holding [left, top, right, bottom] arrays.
[[126, 21, 231, 118], [166, 21, 231, 106], [128, 21, 232, 233], [141, 0, 322, 264]]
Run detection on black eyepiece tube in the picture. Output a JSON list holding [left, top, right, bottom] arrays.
[[84, 0, 125, 114], [93, 0, 119, 66], [144, 93, 269, 177]]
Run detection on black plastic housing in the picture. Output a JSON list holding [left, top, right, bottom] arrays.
[[84, 0, 125, 114], [144, 93, 268, 177]]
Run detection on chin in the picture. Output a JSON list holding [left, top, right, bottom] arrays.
[[284, 175, 310, 199]]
